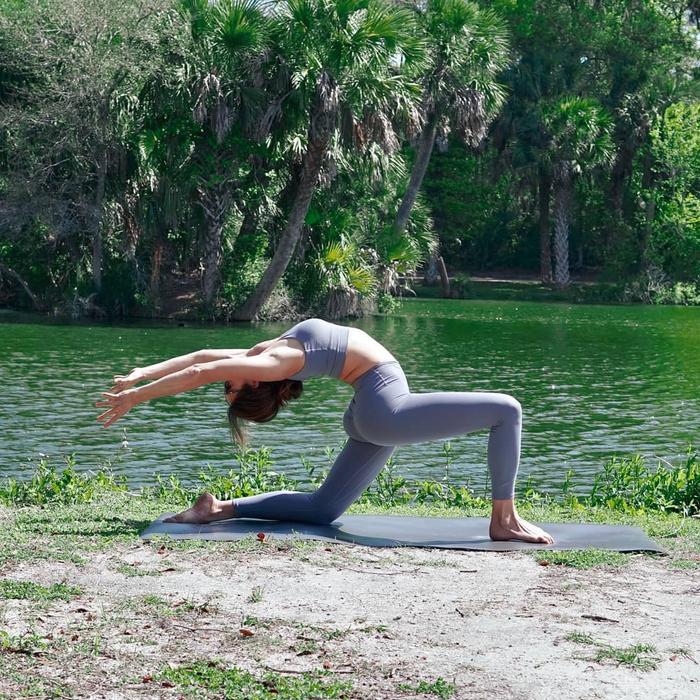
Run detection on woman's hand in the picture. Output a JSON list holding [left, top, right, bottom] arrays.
[[95, 389, 138, 428], [110, 368, 144, 393]]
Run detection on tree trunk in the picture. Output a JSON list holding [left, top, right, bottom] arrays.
[[90, 151, 107, 293], [552, 165, 573, 289], [324, 287, 359, 319], [231, 73, 338, 321], [538, 165, 553, 283], [394, 110, 439, 235], [198, 183, 231, 308], [150, 235, 165, 310], [437, 256, 450, 297], [0, 263, 41, 309], [422, 255, 440, 285], [640, 148, 656, 269]]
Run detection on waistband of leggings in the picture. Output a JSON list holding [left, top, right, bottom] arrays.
[[351, 360, 404, 390]]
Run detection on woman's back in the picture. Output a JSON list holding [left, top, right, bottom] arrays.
[[273, 318, 397, 385]]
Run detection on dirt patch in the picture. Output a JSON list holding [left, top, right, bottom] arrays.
[[1, 540, 698, 699]]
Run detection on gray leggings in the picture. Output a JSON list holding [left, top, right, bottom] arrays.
[[233, 361, 522, 524]]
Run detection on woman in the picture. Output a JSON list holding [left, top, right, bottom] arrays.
[[96, 317, 554, 544]]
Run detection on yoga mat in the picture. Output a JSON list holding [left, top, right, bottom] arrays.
[[140, 514, 667, 553]]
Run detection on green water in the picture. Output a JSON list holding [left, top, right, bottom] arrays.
[[1, 299, 698, 494]]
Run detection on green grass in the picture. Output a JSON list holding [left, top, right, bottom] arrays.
[[0, 444, 698, 575], [564, 631, 662, 671], [668, 559, 700, 569], [397, 677, 456, 698], [158, 660, 353, 699], [0, 580, 81, 601], [527, 549, 631, 569]]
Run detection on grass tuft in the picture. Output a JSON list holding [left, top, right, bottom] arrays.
[[564, 631, 662, 671], [158, 659, 353, 699], [398, 677, 456, 698]]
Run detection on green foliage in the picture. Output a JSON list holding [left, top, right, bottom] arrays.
[[2, 443, 699, 518], [1, 0, 699, 316], [588, 445, 700, 515], [0, 455, 127, 506], [150, 446, 298, 504], [643, 102, 700, 282]]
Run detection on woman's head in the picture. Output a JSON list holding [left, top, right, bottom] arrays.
[[226, 379, 303, 446]]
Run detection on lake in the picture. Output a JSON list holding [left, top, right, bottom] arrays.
[[1, 298, 698, 496]]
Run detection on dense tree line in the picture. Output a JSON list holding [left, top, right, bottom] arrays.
[[0, 0, 698, 320]]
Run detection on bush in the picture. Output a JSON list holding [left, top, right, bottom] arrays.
[[0, 455, 127, 506], [588, 445, 699, 515]]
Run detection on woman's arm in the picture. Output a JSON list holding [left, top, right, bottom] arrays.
[[111, 339, 280, 391], [96, 352, 294, 428]]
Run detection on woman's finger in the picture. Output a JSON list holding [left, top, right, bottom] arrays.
[[103, 411, 123, 428]]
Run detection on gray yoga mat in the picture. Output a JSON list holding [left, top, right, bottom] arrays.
[[140, 514, 667, 553]]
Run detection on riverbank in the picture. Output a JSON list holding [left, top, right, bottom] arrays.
[[1, 452, 699, 699]]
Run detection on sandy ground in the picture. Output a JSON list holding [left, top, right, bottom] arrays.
[[1, 538, 699, 699]]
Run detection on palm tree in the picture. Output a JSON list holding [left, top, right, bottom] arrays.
[[295, 144, 438, 316], [539, 97, 615, 288], [230, 0, 427, 321], [392, 0, 511, 267], [179, 0, 273, 308]]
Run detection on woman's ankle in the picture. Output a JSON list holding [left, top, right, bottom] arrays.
[[490, 497, 517, 523], [213, 500, 236, 520]]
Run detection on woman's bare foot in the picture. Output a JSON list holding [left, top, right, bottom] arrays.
[[163, 492, 235, 524], [489, 515, 554, 544], [489, 498, 554, 544]]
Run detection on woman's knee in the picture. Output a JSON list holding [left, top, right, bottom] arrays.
[[304, 493, 343, 525], [495, 393, 522, 424]]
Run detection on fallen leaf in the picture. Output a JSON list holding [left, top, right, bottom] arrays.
[[240, 629, 254, 637]]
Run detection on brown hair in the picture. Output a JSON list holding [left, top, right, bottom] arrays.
[[227, 379, 303, 446]]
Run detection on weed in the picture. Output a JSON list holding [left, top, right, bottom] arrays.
[[0, 630, 48, 655], [247, 585, 265, 603], [565, 631, 662, 671], [0, 580, 81, 601], [398, 677, 456, 698], [158, 659, 353, 698]]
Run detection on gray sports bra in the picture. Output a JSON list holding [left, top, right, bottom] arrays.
[[279, 318, 350, 381]]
